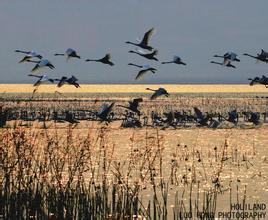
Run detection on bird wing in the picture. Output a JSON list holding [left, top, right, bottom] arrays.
[[261, 49, 268, 57], [135, 69, 149, 80], [31, 64, 40, 72], [229, 110, 238, 118], [99, 102, 114, 116], [193, 107, 203, 119], [223, 52, 230, 57], [99, 104, 108, 115], [136, 48, 147, 54], [107, 102, 115, 113], [249, 79, 255, 86], [174, 55, 181, 61], [40, 75, 49, 81], [152, 50, 158, 56], [230, 52, 237, 60], [150, 92, 158, 100], [159, 87, 167, 93], [131, 98, 142, 109], [29, 51, 37, 57], [19, 56, 31, 63], [66, 48, 75, 55], [133, 98, 143, 103], [142, 64, 151, 69], [262, 75, 268, 80], [57, 77, 67, 87], [227, 61, 236, 68], [33, 79, 42, 87], [70, 75, 78, 81], [105, 53, 111, 60], [141, 28, 154, 45]]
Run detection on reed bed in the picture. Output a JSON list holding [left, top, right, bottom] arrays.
[[0, 125, 265, 219], [1, 93, 267, 114]]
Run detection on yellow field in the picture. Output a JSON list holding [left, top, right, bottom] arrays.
[[0, 84, 267, 93]]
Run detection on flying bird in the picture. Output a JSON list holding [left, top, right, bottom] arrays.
[[243, 49, 268, 63], [54, 48, 81, 61], [15, 50, 43, 63], [162, 56, 187, 65], [213, 52, 240, 64], [210, 60, 236, 68], [128, 63, 157, 80], [27, 59, 55, 72], [146, 87, 169, 100], [118, 98, 143, 115], [28, 74, 55, 94], [55, 75, 80, 88], [85, 53, 114, 66], [248, 75, 268, 87], [125, 28, 155, 51], [28, 74, 55, 86], [129, 49, 158, 61]]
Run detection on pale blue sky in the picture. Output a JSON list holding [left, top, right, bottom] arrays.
[[0, 0, 267, 84]]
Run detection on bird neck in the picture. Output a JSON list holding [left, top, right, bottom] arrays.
[[27, 60, 39, 63], [86, 59, 98, 62], [214, 55, 224, 58], [129, 63, 142, 68], [244, 54, 256, 59], [126, 41, 138, 46], [15, 50, 29, 54]]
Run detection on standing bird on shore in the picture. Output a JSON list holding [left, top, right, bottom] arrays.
[[54, 48, 81, 61], [243, 49, 268, 63], [128, 63, 157, 80], [162, 55, 187, 65], [118, 98, 143, 115], [15, 50, 43, 63], [213, 52, 240, 64], [210, 60, 236, 68], [27, 59, 55, 72], [125, 28, 155, 51], [28, 74, 55, 94], [85, 53, 114, 66], [55, 75, 80, 88], [129, 49, 158, 61], [146, 87, 169, 100]]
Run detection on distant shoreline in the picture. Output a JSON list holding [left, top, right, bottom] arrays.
[[0, 84, 267, 93]]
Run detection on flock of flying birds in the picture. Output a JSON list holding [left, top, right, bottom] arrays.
[[15, 27, 268, 98]]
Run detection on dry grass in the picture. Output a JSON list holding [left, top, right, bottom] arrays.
[[1, 125, 267, 219]]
